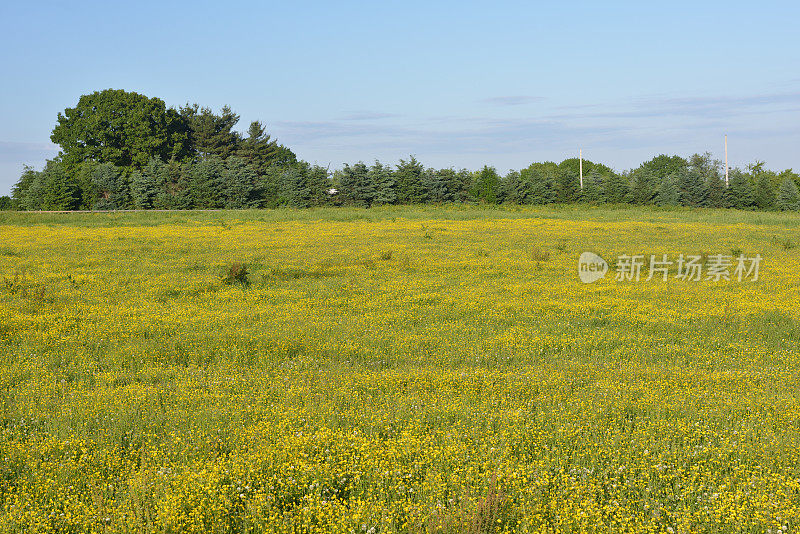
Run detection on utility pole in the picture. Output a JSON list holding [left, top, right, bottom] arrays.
[[579, 149, 583, 190], [724, 135, 729, 187]]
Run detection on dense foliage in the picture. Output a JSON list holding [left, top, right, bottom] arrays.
[[7, 89, 800, 211]]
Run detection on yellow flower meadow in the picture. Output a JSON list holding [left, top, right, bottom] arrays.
[[1, 206, 799, 533]]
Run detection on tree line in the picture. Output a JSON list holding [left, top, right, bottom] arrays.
[[5, 89, 800, 212]]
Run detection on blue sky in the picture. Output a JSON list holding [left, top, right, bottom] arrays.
[[1, 0, 799, 194]]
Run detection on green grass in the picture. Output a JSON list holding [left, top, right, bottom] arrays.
[[3, 203, 800, 228]]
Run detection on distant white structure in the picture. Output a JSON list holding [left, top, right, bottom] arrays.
[[326, 188, 338, 195]]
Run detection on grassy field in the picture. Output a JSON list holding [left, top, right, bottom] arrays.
[[1, 205, 800, 533]]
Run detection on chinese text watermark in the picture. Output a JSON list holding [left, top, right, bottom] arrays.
[[579, 253, 762, 284]]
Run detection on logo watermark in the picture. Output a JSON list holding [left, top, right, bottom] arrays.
[[578, 252, 609, 283], [578, 253, 762, 284]]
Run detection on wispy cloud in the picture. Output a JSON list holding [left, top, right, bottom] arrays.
[[265, 87, 800, 172], [274, 116, 631, 156], [273, 120, 408, 141], [549, 91, 800, 121], [480, 96, 544, 106], [338, 112, 399, 121], [278, 89, 800, 154]]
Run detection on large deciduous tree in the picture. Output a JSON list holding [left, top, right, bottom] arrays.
[[51, 89, 191, 170], [472, 166, 501, 204]]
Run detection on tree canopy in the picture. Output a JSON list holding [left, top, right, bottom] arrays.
[[51, 89, 192, 169], [5, 88, 799, 213]]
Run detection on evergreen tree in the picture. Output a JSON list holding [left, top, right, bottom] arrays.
[[556, 158, 619, 204], [15, 92, 800, 216], [39, 162, 80, 211], [0, 196, 12, 210], [131, 158, 168, 209], [688, 152, 726, 208], [558, 158, 616, 183], [639, 154, 689, 179], [90, 163, 128, 210], [753, 172, 776, 211], [423, 168, 449, 203], [602, 172, 630, 204], [237, 121, 280, 175], [677, 169, 709, 207], [689, 152, 721, 178], [253, 165, 279, 208], [776, 178, 800, 211], [370, 161, 397, 205], [395, 157, 426, 204], [11, 166, 42, 209], [338, 162, 375, 207], [501, 170, 528, 204], [305, 164, 332, 207], [73, 162, 100, 209], [281, 165, 312, 208], [154, 161, 191, 210], [580, 171, 604, 204], [555, 168, 579, 203], [445, 169, 473, 202], [187, 157, 226, 208], [222, 157, 258, 209], [179, 104, 241, 159], [655, 175, 680, 206], [628, 169, 659, 204], [724, 170, 755, 210], [777, 169, 800, 188], [277, 162, 329, 209], [270, 145, 299, 167], [520, 165, 555, 205], [706, 175, 727, 208]]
